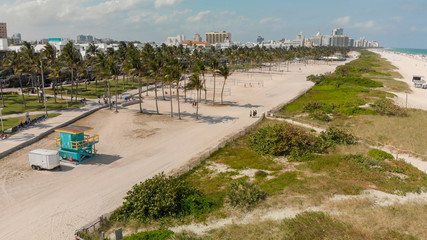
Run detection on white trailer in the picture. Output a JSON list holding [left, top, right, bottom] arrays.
[[28, 149, 60, 170]]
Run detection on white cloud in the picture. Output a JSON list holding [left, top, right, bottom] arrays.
[[187, 10, 211, 22], [154, 0, 182, 8], [259, 17, 281, 24], [331, 16, 350, 25], [331, 16, 375, 30], [153, 10, 191, 24]]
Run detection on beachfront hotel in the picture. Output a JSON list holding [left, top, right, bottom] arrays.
[[205, 31, 232, 44]]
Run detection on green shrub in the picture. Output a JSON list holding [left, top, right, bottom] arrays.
[[320, 126, 357, 145], [306, 74, 326, 85], [254, 170, 268, 179], [181, 193, 213, 216], [371, 99, 408, 117], [288, 149, 316, 162], [247, 124, 316, 156], [123, 229, 174, 240], [303, 101, 327, 113], [368, 149, 394, 160], [309, 110, 331, 122], [226, 180, 266, 208], [111, 173, 209, 222]]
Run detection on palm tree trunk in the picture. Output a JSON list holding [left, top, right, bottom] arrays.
[[115, 76, 118, 112], [53, 79, 57, 103], [122, 75, 125, 90], [212, 72, 216, 104], [169, 85, 173, 117], [70, 69, 74, 104], [220, 77, 227, 104], [184, 78, 187, 103], [108, 81, 111, 109], [75, 71, 79, 104], [146, 78, 149, 96], [95, 78, 98, 97], [203, 75, 207, 104], [154, 78, 159, 114], [0, 78, 5, 107], [138, 77, 142, 113], [162, 84, 166, 100], [196, 88, 200, 120], [176, 82, 181, 120], [35, 76, 41, 103], [19, 75, 27, 108]]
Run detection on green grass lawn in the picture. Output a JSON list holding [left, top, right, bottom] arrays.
[[0, 93, 82, 116], [46, 77, 146, 99], [2, 113, 61, 131]]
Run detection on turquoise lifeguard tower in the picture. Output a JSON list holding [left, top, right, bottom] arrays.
[[55, 125, 99, 164]]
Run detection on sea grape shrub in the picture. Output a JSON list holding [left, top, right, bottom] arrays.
[[306, 74, 326, 85], [111, 173, 210, 222], [320, 126, 357, 145], [371, 99, 408, 117], [309, 110, 331, 122], [123, 229, 174, 240], [247, 124, 316, 156], [368, 149, 394, 161], [226, 180, 266, 209]]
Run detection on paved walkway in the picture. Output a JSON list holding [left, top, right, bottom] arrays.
[[0, 83, 161, 158], [0, 99, 106, 158]]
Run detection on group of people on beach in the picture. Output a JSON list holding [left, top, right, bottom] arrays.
[[250, 110, 257, 117]]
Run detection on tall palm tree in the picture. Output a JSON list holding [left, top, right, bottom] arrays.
[[60, 42, 82, 104], [41, 43, 58, 103], [3, 51, 26, 108], [217, 64, 232, 105], [187, 71, 203, 119], [209, 55, 218, 105], [105, 48, 121, 112], [124, 45, 145, 113]]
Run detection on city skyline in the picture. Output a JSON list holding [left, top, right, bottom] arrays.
[[0, 0, 426, 48]]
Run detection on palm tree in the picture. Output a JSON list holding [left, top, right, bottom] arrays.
[[217, 64, 232, 105], [41, 43, 58, 103], [187, 71, 204, 119], [124, 45, 145, 113], [3, 51, 27, 108], [209, 56, 218, 104], [105, 48, 121, 112], [60, 42, 82, 104]]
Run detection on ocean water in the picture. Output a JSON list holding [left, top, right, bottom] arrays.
[[389, 48, 427, 56]]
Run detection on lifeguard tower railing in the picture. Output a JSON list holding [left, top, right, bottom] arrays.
[[55, 134, 99, 150]]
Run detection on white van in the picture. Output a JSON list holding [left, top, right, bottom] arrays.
[[29, 149, 60, 170]]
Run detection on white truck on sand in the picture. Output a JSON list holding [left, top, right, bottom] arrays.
[[28, 149, 61, 170]]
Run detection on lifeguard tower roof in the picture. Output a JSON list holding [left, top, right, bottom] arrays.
[[55, 125, 93, 134]]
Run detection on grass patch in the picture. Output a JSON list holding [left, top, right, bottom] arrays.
[[2, 113, 61, 130], [46, 78, 143, 99], [349, 109, 427, 159], [0, 93, 82, 115]]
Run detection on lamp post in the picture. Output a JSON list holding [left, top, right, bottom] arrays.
[[0, 108, 4, 134], [65, 90, 68, 109], [40, 61, 48, 117]]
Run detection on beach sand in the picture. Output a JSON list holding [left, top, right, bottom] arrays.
[[0, 60, 345, 240]]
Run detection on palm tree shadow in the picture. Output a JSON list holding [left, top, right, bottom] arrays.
[[223, 101, 263, 109], [180, 111, 238, 124]]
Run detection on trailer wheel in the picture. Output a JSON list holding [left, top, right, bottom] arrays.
[[35, 166, 41, 171], [31, 165, 37, 170]]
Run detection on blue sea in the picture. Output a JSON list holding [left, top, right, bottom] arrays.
[[388, 48, 427, 56]]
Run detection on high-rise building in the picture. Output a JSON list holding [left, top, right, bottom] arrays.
[[205, 31, 231, 44], [0, 23, 7, 39], [76, 34, 94, 43], [192, 33, 202, 42], [331, 35, 349, 47], [257, 36, 264, 44], [332, 28, 344, 36]]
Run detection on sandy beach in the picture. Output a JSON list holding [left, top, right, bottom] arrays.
[[0, 60, 346, 240], [371, 49, 427, 110]]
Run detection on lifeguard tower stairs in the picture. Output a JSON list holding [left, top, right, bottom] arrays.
[[55, 125, 99, 164]]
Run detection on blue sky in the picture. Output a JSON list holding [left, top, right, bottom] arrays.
[[0, 0, 426, 48]]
